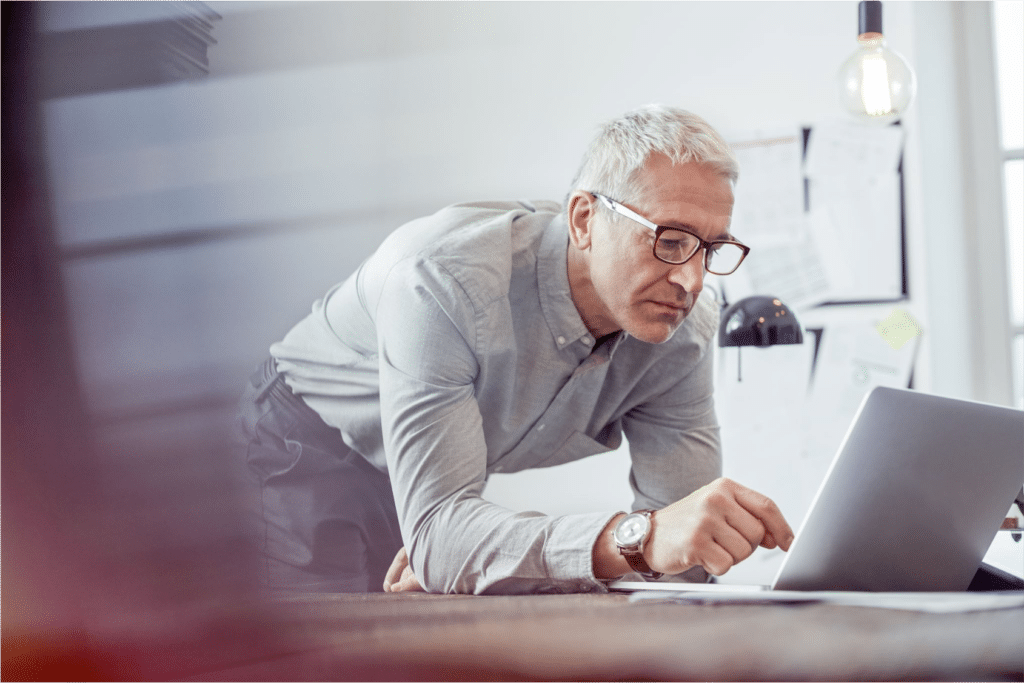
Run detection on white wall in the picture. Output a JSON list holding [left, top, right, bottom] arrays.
[[39, 1, 1018, 583]]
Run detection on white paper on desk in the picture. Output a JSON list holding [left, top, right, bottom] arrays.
[[628, 590, 1024, 614]]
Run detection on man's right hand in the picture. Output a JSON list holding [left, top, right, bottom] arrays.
[[644, 477, 794, 577], [594, 477, 794, 579]]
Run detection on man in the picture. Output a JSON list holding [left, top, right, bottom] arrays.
[[236, 105, 794, 595]]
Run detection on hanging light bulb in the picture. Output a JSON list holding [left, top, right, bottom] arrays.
[[836, 0, 917, 124]]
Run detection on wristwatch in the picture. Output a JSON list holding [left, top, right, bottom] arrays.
[[613, 509, 663, 580]]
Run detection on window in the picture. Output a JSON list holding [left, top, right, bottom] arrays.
[[993, 1, 1023, 408]]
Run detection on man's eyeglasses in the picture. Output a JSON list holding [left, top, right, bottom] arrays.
[[591, 192, 750, 276]]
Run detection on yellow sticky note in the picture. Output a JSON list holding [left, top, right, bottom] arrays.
[[876, 309, 922, 351]]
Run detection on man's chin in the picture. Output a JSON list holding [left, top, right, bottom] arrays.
[[628, 318, 684, 344]]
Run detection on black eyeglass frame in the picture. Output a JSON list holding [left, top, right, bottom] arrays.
[[590, 192, 751, 275]]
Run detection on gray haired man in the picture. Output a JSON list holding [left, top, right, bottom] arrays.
[[236, 105, 794, 595]]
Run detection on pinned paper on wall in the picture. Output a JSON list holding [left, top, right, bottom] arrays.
[[714, 340, 817, 585], [804, 121, 905, 304], [716, 341, 817, 525], [803, 120, 904, 178], [725, 130, 836, 309], [730, 132, 806, 244], [724, 122, 906, 310], [802, 314, 920, 477], [875, 308, 924, 350]]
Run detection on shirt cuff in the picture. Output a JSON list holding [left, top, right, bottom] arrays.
[[542, 510, 623, 593]]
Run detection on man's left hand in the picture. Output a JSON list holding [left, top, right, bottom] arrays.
[[383, 546, 425, 593]]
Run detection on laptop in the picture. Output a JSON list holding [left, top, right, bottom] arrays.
[[610, 386, 1024, 593]]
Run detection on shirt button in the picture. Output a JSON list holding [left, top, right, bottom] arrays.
[[537, 424, 546, 431], [556, 336, 566, 345], [582, 335, 593, 345]]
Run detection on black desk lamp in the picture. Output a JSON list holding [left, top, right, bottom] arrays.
[[718, 295, 804, 380]]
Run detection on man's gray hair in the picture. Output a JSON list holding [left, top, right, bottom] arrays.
[[566, 104, 738, 211]]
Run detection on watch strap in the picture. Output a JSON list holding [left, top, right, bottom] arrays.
[[623, 549, 662, 579], [618, 509, 663, 580]]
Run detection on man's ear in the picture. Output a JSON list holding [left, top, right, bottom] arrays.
[[567, 191, 597, 250]]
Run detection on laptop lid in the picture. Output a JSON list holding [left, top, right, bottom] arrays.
[[772, 387, 1024, 592]]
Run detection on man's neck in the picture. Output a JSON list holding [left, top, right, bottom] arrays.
[[565, 244, 619, 339]]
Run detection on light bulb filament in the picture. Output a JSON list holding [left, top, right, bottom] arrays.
[[861, 53, 893, 116]]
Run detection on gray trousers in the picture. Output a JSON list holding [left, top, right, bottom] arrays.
[[235, 358, 403, 593]]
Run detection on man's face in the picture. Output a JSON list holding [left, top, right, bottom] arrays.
[[568, 154, 735, 344]]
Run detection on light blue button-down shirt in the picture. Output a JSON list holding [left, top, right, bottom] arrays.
[[271, 199, 722, 594]]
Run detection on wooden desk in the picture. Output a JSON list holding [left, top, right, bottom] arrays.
[[190, 592, 1023, 681]]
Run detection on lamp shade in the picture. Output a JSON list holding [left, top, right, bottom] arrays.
[[718, 296, 804, 347]]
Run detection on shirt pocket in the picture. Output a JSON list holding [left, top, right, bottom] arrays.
[[535, 430, 614, 469]]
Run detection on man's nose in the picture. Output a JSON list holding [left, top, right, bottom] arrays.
[[667, 254, 705, 292]]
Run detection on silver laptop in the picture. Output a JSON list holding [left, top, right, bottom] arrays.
[[611, 387, 1024, 593]]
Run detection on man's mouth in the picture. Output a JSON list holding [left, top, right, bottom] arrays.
[[652, 300, 688, 315]]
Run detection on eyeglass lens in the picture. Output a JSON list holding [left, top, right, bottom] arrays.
[[655, 229, 745, 274]]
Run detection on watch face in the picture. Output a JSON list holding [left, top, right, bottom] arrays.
[[615, 513, 649, 546]]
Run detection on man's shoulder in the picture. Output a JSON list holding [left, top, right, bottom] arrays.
[[388, 199, 559, 254], [438, 199, 562, 216], [377, 199, 561, 309]]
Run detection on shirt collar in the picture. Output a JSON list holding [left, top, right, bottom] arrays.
[[538, 213, 600, 353]]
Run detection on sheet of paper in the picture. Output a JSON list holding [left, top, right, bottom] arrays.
[[713, 341, 817, 585], [727, 122, 905, 308], [730, 132, 806, 243], [611, 580, 766, 593], [809, 173, 904, 301], [726, 130, 836, 309], [717, 342, 815, 526], [802, 121, 905, 302], [628, 589, 1024, 614], [802, 318, 920, 488], [733, 228, 836, 309], [804, 119, 904, 178]]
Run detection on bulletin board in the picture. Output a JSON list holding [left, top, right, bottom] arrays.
[[722, 121, 907, 310], [715, 121, 918, 547]]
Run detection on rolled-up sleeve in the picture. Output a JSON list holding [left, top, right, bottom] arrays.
[[376, 257, 614, 594]]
